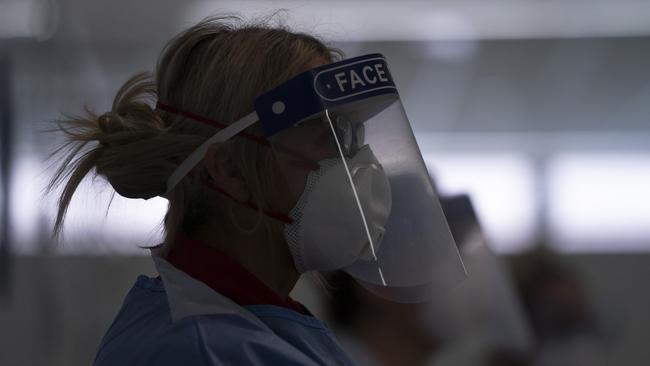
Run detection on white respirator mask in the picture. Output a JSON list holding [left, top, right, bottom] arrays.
[[284, 145, 392, 273]]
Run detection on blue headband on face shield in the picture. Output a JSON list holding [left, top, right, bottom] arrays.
[[256, 54, 398, 136]]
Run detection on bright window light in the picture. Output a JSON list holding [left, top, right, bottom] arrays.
[[11, 157, 167, 254], [10, 155, 41, 251], [55, 180, 168, 255], [548, 153, 650, 252], [424, 153, 536, 253]]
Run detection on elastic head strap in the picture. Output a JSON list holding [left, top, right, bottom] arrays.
[[159, 103, 260, 194], [156, 102, 271, 146]]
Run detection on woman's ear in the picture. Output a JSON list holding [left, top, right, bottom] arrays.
[[203, 144, 250, 202]]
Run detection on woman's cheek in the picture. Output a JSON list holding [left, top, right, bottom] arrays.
[[268, 156, 311, 214]]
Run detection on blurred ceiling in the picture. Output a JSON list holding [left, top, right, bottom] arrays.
[[4, 0, 650, 43], [4, 0, 650, 135]]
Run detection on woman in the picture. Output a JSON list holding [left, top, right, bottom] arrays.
[[48, 15, 465, 365]]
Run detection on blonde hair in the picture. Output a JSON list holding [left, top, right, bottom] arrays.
[[47, 15, 341, 251]]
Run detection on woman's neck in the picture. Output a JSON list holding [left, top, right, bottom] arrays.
[[193, 222, 300, 298]]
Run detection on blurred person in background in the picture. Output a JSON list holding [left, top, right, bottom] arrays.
[[327, 271, 441, 366], [512, 249, 605, 366], [45, 14, 465, 366], [326, 193, 534, 366], [431, 194, 534, 366]]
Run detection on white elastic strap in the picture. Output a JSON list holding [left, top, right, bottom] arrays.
[[165, 111, 260, 194]]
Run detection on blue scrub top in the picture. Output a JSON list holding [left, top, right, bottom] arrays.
[[93, 274, 356, 365]]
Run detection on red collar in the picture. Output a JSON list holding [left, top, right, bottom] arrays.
[[166, 235, 306, 314]]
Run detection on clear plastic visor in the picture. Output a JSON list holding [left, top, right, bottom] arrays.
[[268, 96, 466, 303]]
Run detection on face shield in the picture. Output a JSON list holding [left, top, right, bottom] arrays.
[[161, 53, 466, 303]]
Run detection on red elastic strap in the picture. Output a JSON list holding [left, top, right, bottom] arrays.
[[155, 101, 314, 223], [155, 101, 271, 146], [155, 101, 320, 171]]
